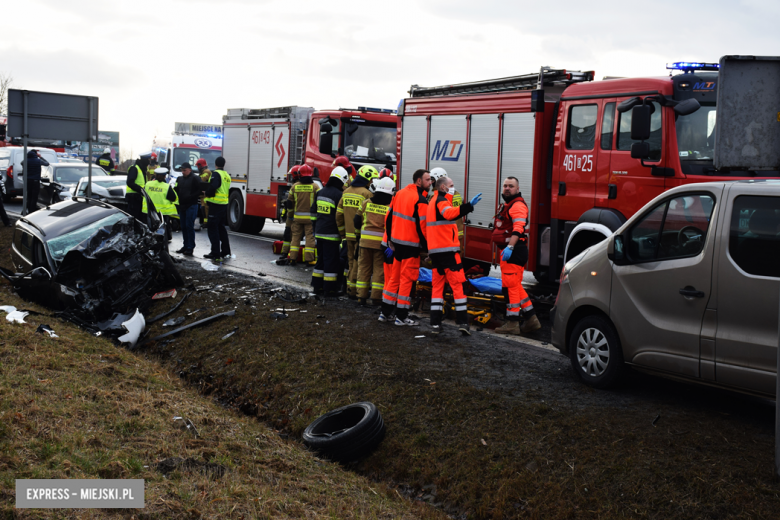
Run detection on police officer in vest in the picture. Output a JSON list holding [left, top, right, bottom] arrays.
[[142, 167, 179, 242], [203, 156, 231, 261], [96, 148, 114, 173], [125, 156, 150, 221]]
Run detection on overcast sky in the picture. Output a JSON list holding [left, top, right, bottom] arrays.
[[2, 0, 777, 159]]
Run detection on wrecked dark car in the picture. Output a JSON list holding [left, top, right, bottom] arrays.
[[1, 196, 182, 346]]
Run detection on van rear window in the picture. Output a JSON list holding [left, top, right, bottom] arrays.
[[728, 195, 780, 278]]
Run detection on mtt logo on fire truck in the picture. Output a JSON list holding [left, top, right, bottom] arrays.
[[430, 140, 464, 162]]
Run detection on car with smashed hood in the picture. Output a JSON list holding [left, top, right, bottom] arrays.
[[1, 195, 182, 346]]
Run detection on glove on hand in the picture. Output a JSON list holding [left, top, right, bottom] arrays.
[[470, 193, 483, 206], [384, 247, 394, 259], [501, 247, 513, 261]]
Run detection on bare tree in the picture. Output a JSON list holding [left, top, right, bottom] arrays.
[[0, 73, 13, 115]]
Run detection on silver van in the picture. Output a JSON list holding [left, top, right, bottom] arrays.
[[551, 180, 780, 397], [0, 147, 59, 201]]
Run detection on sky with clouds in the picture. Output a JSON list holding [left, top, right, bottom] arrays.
[[2, 0, 777, 159]]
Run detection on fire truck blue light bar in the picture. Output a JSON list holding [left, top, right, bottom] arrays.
[[666, 62, 720, 72]]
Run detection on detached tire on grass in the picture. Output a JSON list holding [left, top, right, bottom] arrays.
[[302, 402, 385, 462]]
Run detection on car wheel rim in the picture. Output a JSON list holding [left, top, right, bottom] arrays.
[[575, 327, 609, 377]]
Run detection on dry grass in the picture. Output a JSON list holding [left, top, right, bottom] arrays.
[[0, 227, 440, 519], [2, 222, 780, 519]]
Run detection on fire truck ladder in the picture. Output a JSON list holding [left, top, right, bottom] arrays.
[[408, 68, 594, 98]]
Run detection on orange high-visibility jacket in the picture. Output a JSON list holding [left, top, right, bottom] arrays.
[[426, 191, 473, 254], [387, 184, 428, 250]]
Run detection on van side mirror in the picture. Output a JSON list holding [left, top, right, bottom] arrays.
[[673, 98, 701, 116], [319, 123, 333, 155], [630, 105, 652, 141], [607, 234, 626, 265]]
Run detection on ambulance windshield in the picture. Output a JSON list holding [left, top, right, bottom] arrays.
[[172, 148, 223, 171], [343, 123, 397, 164]]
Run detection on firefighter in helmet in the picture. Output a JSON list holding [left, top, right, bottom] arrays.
[[287, 164, 319, 265], [311, 167, 349, 295], [336, 164, 377, 298], [278, 165, 301, 264]]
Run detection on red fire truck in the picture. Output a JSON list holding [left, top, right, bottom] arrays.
[[397, 64, 774, 283], [222, 106, 398, 233]]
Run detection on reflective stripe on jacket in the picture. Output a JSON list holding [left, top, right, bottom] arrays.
[[336, 185, 372, 240], [288, 182, 318, 222], [204, 169, 230, 205], [356, 198, 389, 250], [388, 183, 428, 249], [142, 180, 179, 216]]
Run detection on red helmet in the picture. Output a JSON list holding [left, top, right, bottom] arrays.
[[151, 152, 158, 160], [195, 158, 208, 168], [299, 164, 313, 177], [333, 156, 351, 167], [288, 164, 301, 182], [378, 168, 397, 182]]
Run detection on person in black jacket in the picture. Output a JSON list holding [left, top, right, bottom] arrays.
[[23, 149, 49, 215], [311, 169, 348, 296], [96, 148, 115, 173], [175, 162, 200, 256]]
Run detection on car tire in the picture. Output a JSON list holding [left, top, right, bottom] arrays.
[[159, 250, 184, 288], [569, 315, 624, 389], [302, 402, 386, 462]]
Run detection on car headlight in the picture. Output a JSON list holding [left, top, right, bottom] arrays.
[[560, 249, 588, 284]]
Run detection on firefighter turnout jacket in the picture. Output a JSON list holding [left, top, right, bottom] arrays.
[[311, 184, 343, 242], [336, 182, 372, 240], [287, 180, 319, 222], [97, 153, 114, 172], [386, 184, 428, 257], [354, 193, 392, 250]]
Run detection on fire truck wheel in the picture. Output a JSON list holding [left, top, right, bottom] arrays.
[[227, 191, 245, 232]]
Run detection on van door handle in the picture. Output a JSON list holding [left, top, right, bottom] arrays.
[[679, 287, 705, 298]]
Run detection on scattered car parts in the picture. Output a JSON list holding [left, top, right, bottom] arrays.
[[150, 310, 236, 342]]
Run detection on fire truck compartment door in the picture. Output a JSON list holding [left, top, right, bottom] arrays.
[[501, 113, 536, 218], [248, 125, 274, 193], [467, 114, 500, 228], [429, 115, 468, 200], [272, 124, 291, 183], [399, 116, 427, 185], [223, 125, 249, 178]]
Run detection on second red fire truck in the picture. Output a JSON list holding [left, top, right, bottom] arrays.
[[221, 106, 398, 233]]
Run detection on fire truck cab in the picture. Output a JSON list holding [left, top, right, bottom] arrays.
[[398, 64, 772, 284], [221, 106, 398, 233]]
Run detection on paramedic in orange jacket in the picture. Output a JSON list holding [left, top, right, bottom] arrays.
[[494, 177, 541, 335], [380, 169, 431, 326], [426, 176, 482, 335]]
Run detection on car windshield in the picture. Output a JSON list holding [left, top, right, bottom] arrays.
[[54, 167, 107, 183], [172, 149, 222, 171], [76, 178, 127, 196], [343, 123, 397, 163], [46, 212, 126, 263]]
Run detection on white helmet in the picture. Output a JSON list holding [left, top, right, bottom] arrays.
[[103, 147, 111, 154], [330, 166, 349, 185], [374, 177, 395, 196], [429, 167, 448, 182]]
